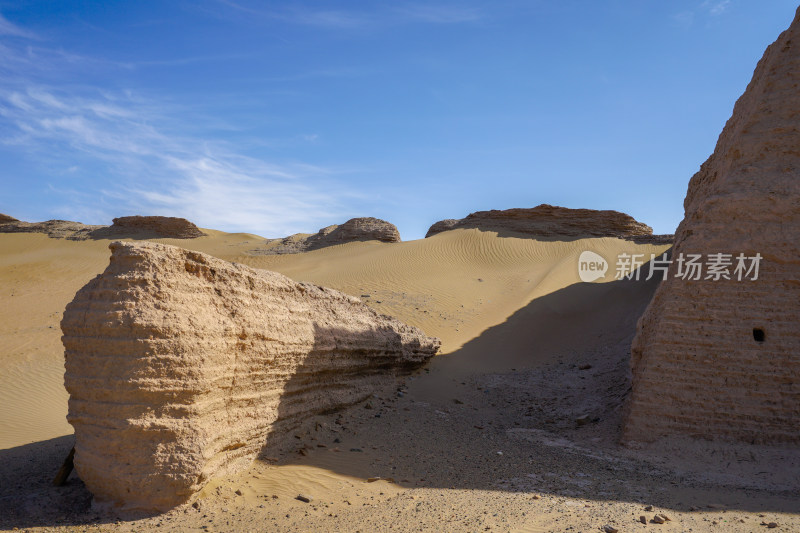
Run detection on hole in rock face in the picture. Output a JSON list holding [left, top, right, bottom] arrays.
[[753, 328, 766, 343]]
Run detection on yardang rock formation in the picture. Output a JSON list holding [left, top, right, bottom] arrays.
[[425, 204, 670, 242], [261, 217, 401, 254], [623, 8, 800, 444], [61, 241, 440, 511], [106, 215, 206, 239], [0, 214, 205, 240]]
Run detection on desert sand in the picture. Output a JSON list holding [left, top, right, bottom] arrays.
[[1, 227, 798, 531]]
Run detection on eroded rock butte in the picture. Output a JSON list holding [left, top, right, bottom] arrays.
[[623, 8, 800, 444]]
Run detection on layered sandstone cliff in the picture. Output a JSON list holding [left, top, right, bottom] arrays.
[[623, 8, 800, 444], [0, 218, 102, 239], [0, 215, 204, 240], [61, 241, 439, 511], [107, 215, 205, 238], [262, 217, 401, 254], [425, 204, 670, 242]]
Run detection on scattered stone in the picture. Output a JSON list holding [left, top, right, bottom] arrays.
[[576, 415, 590, 426], [653, 515, 665, 524], [644, 505, 653, 511], [578, 364, 592, 370], [640, 515, 647, 524], [235, 489, 242, 496], [296, 494, 312, 503], [603, 525, 619, 533], [768, 523, 778, 529]]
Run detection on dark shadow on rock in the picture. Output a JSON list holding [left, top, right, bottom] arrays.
[[257, 323, 429, 457]]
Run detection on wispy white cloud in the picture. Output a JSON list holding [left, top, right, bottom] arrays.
[[211, 0, 482, 29], [394, 4, 482, 24], [674, 0, 732, 28], [703, 0, 731, 16], [215, 0, 369, 29], [0, 13, 361, 236], [672, 10, 695, 29], [0, 13, 38, 39]]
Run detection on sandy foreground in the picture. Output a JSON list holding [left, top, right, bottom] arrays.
[[0, 229, 798, 532]]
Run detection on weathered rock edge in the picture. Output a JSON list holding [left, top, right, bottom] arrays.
[[0, 215, 205, 240], [623, 8, 800, 444], [61, 241, 440, 511], [261, 217, 401, 255]]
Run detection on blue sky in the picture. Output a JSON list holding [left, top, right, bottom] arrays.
[[0, 1, 796, 239]]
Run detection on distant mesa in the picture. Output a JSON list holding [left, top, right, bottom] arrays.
[[425, 204, 672, 243], [623, 7, 800, 444], [0, 214, 205, 240], [62, 241, 439, 511], [107, 215, 206, 239], [261, 217, 401, 255], [0, 218, 102, 240]]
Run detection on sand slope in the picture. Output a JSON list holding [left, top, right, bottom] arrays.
[[0, 229, 664, 450], [2, 229, 799, 532]]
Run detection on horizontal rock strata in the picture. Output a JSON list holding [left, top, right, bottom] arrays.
[[0, 219, 102, 240], [61, 241, 439, 511], [0, 215, 205, 240], [107, 215, 205, 239], [623, 8, 800, 444], [425, 204, 670, 242]]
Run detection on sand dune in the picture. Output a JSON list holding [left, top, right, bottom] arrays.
[[2, 227, 799, 531], [0, 228, 665, 450]]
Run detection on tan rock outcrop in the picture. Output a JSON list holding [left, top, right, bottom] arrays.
[[61, 241, 439, 511], [623, 8, 800, 444], [425, 204, 670, 242], [262, 217, 401, 254], [0, 215, 204, 240], [0, 219, 102, 240], [107, 215, 205, 239], [0, 213, 19, 224]]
